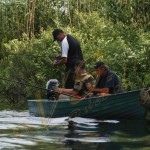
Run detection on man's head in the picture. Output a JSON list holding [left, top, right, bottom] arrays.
[[93, 61, 108, 76], [52, 29, 65, 42]]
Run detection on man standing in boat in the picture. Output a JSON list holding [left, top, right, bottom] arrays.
[[52, 29, 84, 89], [92, 61, 123, 96], [54, 61, 95, 99]]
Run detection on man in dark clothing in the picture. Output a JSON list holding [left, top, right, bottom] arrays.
[[92, 61, 123, 96], [52, 29, 84, 88]]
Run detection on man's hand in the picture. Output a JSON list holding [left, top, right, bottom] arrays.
[[53, 59, 59, 65], [54, 87, 62, 93], [53, 57, 67, 65], [53, 56, 61, 65]]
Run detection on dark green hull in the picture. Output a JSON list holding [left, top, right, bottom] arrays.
[[28, 90, 146, 119]]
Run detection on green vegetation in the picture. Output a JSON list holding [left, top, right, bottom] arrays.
[[0, 101, 28, 110], [0, 0, 150, 106]]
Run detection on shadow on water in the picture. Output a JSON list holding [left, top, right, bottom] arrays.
[[63, 118, 150, 150], [63, 119, 121, 150]]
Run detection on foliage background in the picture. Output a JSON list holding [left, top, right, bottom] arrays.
[[0, 0, 150, 103]]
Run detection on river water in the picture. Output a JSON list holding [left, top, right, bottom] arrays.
[[0, 110, 150, 150]]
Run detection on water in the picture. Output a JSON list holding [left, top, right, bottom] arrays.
[[0, 111, 150, 150]]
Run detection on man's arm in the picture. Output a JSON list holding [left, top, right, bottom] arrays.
[[54, 87, 73, 94], [92, 88, 109, 94], [54, 36, 69, 65], [54, 57, 67, 65]]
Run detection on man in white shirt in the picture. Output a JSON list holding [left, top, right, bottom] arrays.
[[52, 29, 84, 88]]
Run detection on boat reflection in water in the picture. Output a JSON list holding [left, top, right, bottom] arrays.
[[0, 111, 150, 149], [63, 118, 121, 150], [62, 117, 150, 150]]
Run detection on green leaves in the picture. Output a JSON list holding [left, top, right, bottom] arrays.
[[0, 0, 150, 102]]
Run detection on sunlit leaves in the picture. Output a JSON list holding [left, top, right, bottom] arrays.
[[0, 0, 150, 102]]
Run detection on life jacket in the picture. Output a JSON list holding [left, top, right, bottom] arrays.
[[74, 73, 94, 98]]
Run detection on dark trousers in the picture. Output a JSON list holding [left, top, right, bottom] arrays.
[[63, 70, 75, 89]]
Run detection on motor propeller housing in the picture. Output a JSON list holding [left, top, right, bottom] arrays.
[[46, 79, 59, 100]]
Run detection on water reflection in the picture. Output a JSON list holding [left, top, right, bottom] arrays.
[[64, 119, 121, 150], [0, 111, 150, 150]]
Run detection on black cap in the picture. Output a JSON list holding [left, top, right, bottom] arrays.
[[93, 61, 105, 70], [52, 29, 63, 41]]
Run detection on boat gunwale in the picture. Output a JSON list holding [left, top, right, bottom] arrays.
[[28, 89, 141, 102]]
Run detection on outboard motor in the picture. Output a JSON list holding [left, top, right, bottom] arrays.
[[46, 79, 59, 100]]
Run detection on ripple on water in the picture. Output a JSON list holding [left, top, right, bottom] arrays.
[[0, 110, 122, 150]]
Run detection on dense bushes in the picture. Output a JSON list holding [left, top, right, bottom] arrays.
[[0, 0, 149, 102]]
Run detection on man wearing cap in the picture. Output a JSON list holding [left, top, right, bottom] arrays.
[[52, 29, 84, 89], [92, 61, 123, 96]]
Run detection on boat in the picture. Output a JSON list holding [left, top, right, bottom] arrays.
[[27, 89, 149, 119]]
